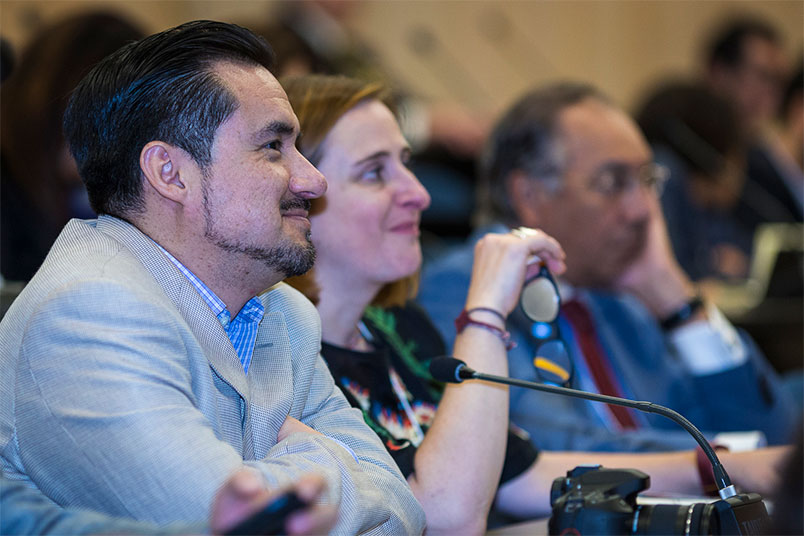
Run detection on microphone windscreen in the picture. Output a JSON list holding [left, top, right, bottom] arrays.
[[429, 357, 467, 383]]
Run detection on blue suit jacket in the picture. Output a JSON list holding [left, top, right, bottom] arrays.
[[0, 216, 425, 534], [418, 225, 796, 452]]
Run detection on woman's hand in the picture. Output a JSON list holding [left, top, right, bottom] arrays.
[[464, 228, 565, 318]]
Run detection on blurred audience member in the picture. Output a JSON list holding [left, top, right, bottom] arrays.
[[636, 81, 752, 281], [769, 423, 803, 535], [1, 12, 144, 282], [765, 63, 804, 209], [703, 16, 802, 236], [704, 16, 789, 134], [0, 37, 14, 83], [419, 82, 796, 453]]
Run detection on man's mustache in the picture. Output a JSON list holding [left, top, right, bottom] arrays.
[[280, 198, 312, 212]]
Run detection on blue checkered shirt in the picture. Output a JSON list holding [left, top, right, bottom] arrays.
[[158, 247, 264, 374]]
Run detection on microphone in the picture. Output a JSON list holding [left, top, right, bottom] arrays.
[[429, 356, 739, 499]]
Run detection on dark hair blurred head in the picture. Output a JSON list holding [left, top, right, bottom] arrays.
[[1, 12, 143, 222], [0, 37, 15, 83], [62, 20, 275, 218], [706, 16, 781, 70], [636, 81, 746, 177], [703, 15, 789, 132], [636, 80, 748, 210]]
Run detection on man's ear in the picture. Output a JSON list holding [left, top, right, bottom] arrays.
[[140, 141, 188, 204], [506, 170, 550, 228]]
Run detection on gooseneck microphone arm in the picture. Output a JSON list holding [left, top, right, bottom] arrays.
[[429, 356, 738, 499]]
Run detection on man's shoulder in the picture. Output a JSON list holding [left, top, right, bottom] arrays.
[[26, 218, 160, 289], [1, 218, 176, 335]]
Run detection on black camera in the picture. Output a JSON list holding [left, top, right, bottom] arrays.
[[549, 465, 770, 535]]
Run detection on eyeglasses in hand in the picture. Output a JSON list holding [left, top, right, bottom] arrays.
[[520, 263, 573, 387]]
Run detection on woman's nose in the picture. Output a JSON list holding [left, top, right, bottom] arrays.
[[397, 167, 431, 210]]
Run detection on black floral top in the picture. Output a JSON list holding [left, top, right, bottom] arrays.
[[321, 303, 538, 483]]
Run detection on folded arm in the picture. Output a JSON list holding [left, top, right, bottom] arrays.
[[12, 280, 423, 533]]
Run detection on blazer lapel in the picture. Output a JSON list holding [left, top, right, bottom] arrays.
[[246, 296, 294, 459], [95, 216, 250, 399]]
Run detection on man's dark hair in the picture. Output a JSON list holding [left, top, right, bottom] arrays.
[[63, 20, 275, 217], [636, 81, 746, 178], [706, 16, 781, 70], [478, 82, 608, 225]]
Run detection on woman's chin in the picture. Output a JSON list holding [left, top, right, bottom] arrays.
[[385, 253, 422, 282]]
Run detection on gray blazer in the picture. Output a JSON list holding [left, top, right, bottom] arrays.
[[0, 216, 424, 534]]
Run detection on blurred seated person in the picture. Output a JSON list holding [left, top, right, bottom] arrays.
[[283, 74, 792, 530], [703, 16, 802, 232], [419, 82, 797, 455], [1, 468, 336, 535], [765, 63, 803, 207], [0, 37, 14, 82], [769, 422, 804, 535], [635, 81, 752, 281], [0, 12, 144, 282]]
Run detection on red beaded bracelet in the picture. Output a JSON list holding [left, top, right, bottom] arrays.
[[455, 308, 516, 350]]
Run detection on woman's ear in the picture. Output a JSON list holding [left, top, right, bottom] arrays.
[[140, 141, 187, 204], [506, 170, 549, 228]]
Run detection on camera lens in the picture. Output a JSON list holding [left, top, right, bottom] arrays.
[[633, 503, 717, 535]]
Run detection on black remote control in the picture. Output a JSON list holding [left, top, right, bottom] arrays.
[[224, 491, 307, 535]]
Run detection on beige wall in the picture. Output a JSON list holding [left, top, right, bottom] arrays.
[[2, 0, 802, 115]]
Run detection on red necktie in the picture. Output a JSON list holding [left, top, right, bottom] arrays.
[[561, 298, 639, 430]]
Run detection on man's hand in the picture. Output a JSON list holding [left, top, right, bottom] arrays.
[[211, 469, 337, 536], [277, 416, 325, 443], [614, 193, 699, 319]]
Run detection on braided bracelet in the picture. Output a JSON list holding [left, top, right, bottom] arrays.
[[455, 308, 515, 350]]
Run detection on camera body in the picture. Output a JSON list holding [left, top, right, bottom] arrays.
[[549, 465, 769, 535]]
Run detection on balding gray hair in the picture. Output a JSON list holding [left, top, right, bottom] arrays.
[[477, 82, 610, 226]]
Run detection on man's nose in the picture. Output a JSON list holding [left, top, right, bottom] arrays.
[[290, 153, 327, 199], [620, 181, 653, 222]]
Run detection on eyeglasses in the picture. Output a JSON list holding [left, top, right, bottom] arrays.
[[587, 162, 669, 198], [520, 263, 573, 387]]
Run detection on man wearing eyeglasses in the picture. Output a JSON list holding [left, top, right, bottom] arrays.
[[418, 82, 796, 455]]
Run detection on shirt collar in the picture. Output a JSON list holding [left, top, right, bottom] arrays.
[[155, 244, 264, 325]]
